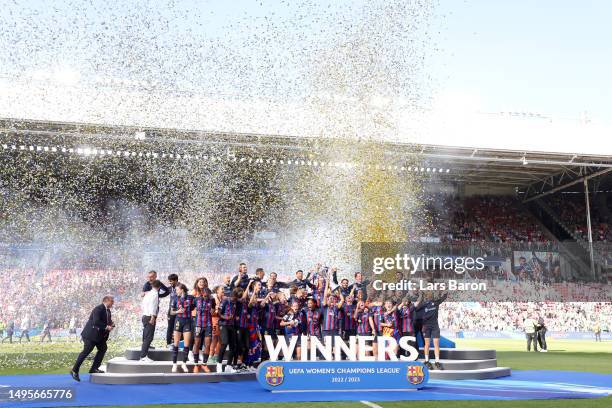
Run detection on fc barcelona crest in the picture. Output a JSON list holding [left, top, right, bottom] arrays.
[[407, 364, 425, 385], [265, 365, 284, 387]]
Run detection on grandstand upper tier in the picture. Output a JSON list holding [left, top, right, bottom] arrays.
[[1, 117, 611, 285], [1, 117, 611, 189]]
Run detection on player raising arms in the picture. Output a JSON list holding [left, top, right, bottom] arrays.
[[416, 290, 448, 370], [192, 278, 213, 373], [397, 293, 422, 354], [322, 278, 344, 352], [260, 287, 281, 360], [170, 283, 195, 373]]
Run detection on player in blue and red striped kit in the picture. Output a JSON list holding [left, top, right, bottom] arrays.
[[302, 298, 323, 339], [233, 287, 250, 369], [380, 299, 399, 358], [322, 279, 345, 349], [170, 284, 195, 373], [354, 300, 374, 360], [397, 293, 422, 354], [260, 289, 281, 360], [216, 287, 239, 373], [341, 289, 357, 343], [192, 278, 213, 373]]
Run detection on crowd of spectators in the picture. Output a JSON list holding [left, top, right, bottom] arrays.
[[0, 265, 609, 342], [440, 301, 611, 334], [545, 194, 611, 242], [427, 195, 557, 257], [0, 194, 609, 342]]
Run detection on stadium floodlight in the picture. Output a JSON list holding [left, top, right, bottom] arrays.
[[446, 169, 450, 173]]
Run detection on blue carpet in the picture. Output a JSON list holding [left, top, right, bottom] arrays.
[[0, 370, 610, 407]]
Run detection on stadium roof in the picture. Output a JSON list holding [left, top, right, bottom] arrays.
[[1, 117, 611, 200]]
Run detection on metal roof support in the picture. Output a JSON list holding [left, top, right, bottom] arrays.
[[584, 178, 596, 280], [522, 168, 612, 203]]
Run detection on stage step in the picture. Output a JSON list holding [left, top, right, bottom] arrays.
[[106, 357, 224, 374], [90, 371, 256, 385], [428, 366, 512, 380], [418, 359, 498, 370], [419, 348, 496, 360]]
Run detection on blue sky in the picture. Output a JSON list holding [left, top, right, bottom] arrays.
[[1, 0, 611, 123], [432, 0, 612, 121]]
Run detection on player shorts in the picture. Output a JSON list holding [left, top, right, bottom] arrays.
[[174, 317, 193, 333], [195, 325, 212, 338], [219, 325, 236, 344], [422, 324, 441, 339]]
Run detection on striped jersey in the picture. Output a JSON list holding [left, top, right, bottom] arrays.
[[322, 305, 340, 331], [194, 296, 213, 327], [397, 304, 415, 333], [235, 300, 249, 328], [262, 302, 279, 329], [218, 298, 236, 326], [342, 302, 356, 331], [172, 295, 195, 319], [370, 305, 384, 333], [355, 309, 372, 335], [302, 308, 322, 336]]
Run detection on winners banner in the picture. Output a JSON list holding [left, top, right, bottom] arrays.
[[257, 361, 429, 391]]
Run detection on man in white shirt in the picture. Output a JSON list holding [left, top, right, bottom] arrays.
[[524, 316, 538, 352], [18, 315, 30, 343], [140, 280, 162, 362]]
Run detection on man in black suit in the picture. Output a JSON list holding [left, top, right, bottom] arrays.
[[70, 296, 115, 381]]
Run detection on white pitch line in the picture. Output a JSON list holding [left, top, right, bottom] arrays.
[[360, 401, 384, 408]]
